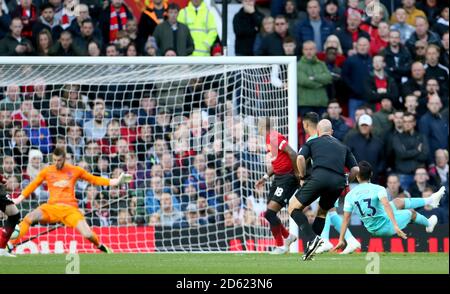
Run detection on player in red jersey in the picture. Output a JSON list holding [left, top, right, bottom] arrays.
[[255, 117, 299, 254]]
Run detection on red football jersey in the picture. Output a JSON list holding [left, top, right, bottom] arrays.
[[266, 130, 294, 175]]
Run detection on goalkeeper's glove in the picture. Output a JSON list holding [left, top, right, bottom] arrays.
[[118, 173, 133, 185]]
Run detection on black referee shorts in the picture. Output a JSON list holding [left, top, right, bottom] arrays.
[[268, 174, 299, 207], [294, 168, 345, 211]]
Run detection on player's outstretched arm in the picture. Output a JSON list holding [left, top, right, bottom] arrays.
[[109, 172, 133, 186], [381, 197, 407, 239], [13, 171, 46, 205], [80, 169, 132, 187], [332, 211, 351, 252]]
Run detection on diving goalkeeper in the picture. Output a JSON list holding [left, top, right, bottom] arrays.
[[8, 147, 132, 253]]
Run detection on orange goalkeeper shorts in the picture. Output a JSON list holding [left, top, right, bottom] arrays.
[[38, 203, 85, 228]]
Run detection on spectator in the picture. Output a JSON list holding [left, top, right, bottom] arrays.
[[334, 10, 370, 56], [224, 192, 244, 226], [243, 208, 257, 226], [0, 85, 22, 111], [418, 94, 448, 163], [413, 39, 428, 62], [233, 0, 264, 56], [197, 196, 216, 224], [0, 155, 20, 179], [120, 109, 138, 143], [124, 153, 146, 189], [408, 167, 435, 198], [428, 149, 449, 187], [73, 19, 101, 55], [424, 45, 449, 95], [297, 41, 332, 117], [390, 0, 426, 26], [179, 203, 207, 227], [11, 0, 38, 40], [158, 192, 184, 227], [24, 109, 52, 154], [360, 8, 384, 43], [402, 62, 428, 114], [11, 99, 46, 128], [148, 138, 168, 168], [137, 96, 156, 126], [177, 0, 217, 56], [432, 7, 449, 37], [317, 34, 346, 67], [323, 0, 345, 28], [256, 14, 291, 56], [68, 3, 100, 40], [153, 3, 194, 56], [66, 124, 84, 161], [84, 141, 101, 167], [84, 101, 111, 141], [369, 21, 390, 56], [253, 16, 274, 55], [416, 187, 448, 224], [386, 173, 411, 200], [135, 124, 153, 163], [364, 54, 399, 111], [323, 99, 351, 141], [372, 96, 395, 141], [284, 0, 304, 36], [35, 29, 53, 55], [0, 0, 11, 40], [295, 0, 334, 52], [405, 16, 441, 54], [24, 148, 48, 201], [0, 109, 13, 149], [389, 112, 429, 190], [99, 0, 133, 44], [105, 42, 119, 56], [405, 95, 421, 118], [381, 29, 412, 99], [137, 0, 168, 52], [342, 36, 372, 120], [0, 17, 33, 56], [390, 8, 415, 44], [117, 208, 133, 226], [48, 30, 83, 56], [145, 176, 178, 215], [417, 0, 442, 26], [87, 40, 101, 56], [31, 3, 60, 47], [344, 114, 385, 182], [63, 84, 91, 126], [4, 128, 30, 170], [426, 78, 446, 108]]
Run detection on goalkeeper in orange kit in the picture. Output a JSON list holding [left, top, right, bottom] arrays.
[[8, 147, 132, 253]]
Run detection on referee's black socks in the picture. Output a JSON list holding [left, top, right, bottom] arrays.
[[290, 209, 315, 240], [312, 216, 326, 236]]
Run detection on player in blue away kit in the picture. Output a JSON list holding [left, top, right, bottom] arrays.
[[333, 161, 446, 252]]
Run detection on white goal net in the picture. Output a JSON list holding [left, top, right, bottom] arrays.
[[0, 57, 297, 253]]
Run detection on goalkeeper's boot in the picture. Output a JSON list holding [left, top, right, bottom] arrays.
[[0, 248, 16, 257], [6, 242, 14, 253], [98, 244, 113, 254]]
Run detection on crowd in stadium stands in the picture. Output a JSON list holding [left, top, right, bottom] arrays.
[[0, 0, 448, 227]]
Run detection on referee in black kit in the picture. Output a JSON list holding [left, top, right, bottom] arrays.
[[288, 119, 360, 261]]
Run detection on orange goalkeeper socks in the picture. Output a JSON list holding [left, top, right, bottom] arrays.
[[88, 231, 100, 247]]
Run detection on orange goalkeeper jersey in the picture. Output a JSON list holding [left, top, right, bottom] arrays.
[[22, 163, 110, 207]]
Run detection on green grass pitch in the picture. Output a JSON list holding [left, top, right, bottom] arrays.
[[0, 253, 448, 274]]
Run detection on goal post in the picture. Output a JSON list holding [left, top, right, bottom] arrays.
[[0, 56, 298, 253]]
